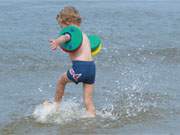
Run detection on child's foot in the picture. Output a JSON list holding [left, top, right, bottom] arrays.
[[43, 100, 51, 106], [41, 100, 53, 113], [81, 112, 96, 118], [42, 101, 60, 112]]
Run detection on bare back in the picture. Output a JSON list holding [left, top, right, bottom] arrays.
[[69, 33, 93, 61]]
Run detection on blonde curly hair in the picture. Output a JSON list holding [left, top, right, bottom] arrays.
[[56, 6, 82, 26]]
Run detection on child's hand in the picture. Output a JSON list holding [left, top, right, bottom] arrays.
[[49, 39, 59, 50]]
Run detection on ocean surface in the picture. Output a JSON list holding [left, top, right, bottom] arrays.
[[0, 0, 180, 134]]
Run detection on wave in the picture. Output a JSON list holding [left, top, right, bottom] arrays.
[[1, 47, 179, 74], [0, 87, 175, 135], [10, 92, 172, 124], [98, 47, 180, 66]]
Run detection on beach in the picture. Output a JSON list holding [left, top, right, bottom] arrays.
[[0, 0, 180, 134]]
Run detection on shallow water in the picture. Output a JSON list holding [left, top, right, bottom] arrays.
[[0, 0, 180, 134]]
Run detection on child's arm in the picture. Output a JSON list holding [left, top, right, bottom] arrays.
[[49, 34, 71, 50]]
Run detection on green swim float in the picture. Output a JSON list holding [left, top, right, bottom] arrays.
[[59, 26, 102, 56], [88, 35, 103, 56], [59, 25, 83, 52]]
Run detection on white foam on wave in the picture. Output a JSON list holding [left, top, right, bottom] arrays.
[[32, 99, 87, 124], [96, 105, 117, 120], [32, 101, 57, 123], [32, 98, 118, 125]]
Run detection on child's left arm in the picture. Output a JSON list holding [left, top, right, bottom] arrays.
[[49, 34, 71, 50]]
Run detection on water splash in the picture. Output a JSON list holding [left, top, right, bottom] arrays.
[[32, 99, 86, 124], [32, 89, 169, 128]]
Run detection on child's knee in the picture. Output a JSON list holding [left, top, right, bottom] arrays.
[[58, 73, 68, 85]]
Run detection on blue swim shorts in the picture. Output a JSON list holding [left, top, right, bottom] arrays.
[[67, 60, 96, 84]]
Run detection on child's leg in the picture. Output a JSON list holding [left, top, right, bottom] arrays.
[[54, 72, 71, 103], [83, 83, 96, 116]]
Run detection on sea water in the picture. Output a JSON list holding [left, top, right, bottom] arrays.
[[0, 0, 180, 134]]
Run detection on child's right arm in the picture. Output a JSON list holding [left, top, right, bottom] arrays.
[[49, 34, 71, 50]]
